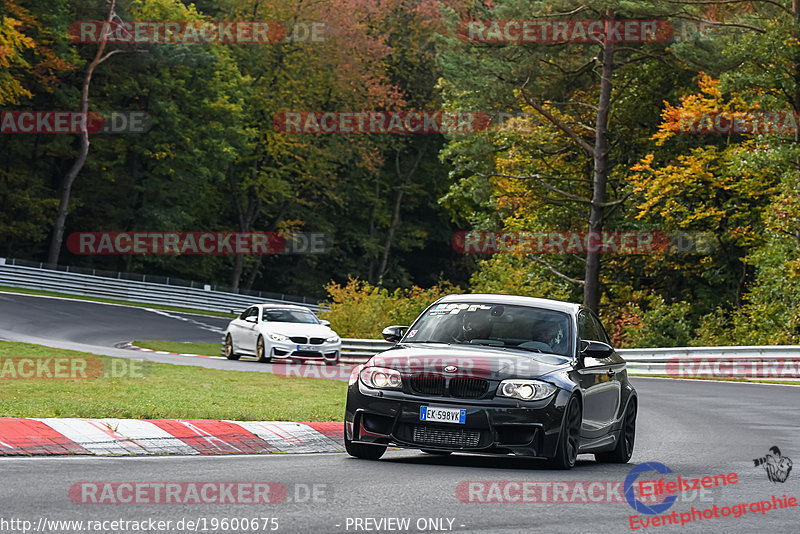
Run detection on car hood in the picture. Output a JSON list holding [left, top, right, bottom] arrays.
[[258, 322, 337, 338], [368, 343, 571, 380]]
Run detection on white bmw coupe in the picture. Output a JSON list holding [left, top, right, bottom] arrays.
[[223, 304, 341, 365]]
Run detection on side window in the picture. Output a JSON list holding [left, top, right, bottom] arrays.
[[578, 310, 601, 342], [589, 312, 611, 345]]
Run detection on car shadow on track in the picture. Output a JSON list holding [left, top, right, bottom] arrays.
[[374, 452, 610, 471]]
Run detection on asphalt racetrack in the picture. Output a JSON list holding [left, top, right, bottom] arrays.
[[1, 292, 798, 533]]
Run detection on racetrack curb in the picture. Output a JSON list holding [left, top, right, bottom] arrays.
[[0, 418, 344, 456]]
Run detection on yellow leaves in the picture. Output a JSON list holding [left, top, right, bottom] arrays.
[[696, 72, 722, 99], [650, 73, 759, 146]]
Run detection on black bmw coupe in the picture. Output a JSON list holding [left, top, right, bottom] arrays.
[[344, 294, 637, 469]]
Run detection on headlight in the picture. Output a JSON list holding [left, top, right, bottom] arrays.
[[269, 333, 290, 342], [326, 335, 340, 343], [359, 366, 402, 390], [496, 380, 556, 401]]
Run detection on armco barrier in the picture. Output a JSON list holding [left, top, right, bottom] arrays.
[[0, 260, 321, 313], [340, 340, 800, 379], [340, 339, 394, 362]]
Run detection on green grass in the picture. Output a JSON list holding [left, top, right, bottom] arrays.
[[134, 340, 222, 356], [629, 373, 799, 386], [0, 341, 347, 421], [0, 285, 237, 318]]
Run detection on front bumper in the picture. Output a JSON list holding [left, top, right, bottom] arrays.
[[270, 340, 341, 362], [345, 380, 571, 458]]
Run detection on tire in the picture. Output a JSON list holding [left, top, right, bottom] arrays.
[[224, 334, 240, 360], [551, 395, 581, 470], [595, 398, 636, 464], [421, 449, 452, 456], [344, 422, 386, 460], [256, 335, 271, 363]]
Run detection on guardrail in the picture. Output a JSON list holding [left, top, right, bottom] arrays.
[[340, 340, 800, 380], [0, 259, 322, 314], [341, 339, 394, 362]]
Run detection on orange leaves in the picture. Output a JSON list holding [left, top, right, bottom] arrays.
[[651, 73, 755, 145]]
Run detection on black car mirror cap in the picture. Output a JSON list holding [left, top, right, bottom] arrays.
[[382, 325, 409, 343], [580, 339, 614, 360]]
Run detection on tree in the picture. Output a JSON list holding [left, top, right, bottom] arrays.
[[46, 0, 126, 266]]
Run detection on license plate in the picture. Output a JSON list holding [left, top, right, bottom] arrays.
[[420, 406, 466, 424], [297, 344, 314, 351]]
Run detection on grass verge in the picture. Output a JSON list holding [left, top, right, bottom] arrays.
[[0, 285, 237, 318], [0, 341, 346, 421]]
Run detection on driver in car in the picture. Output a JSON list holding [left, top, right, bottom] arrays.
[[462, 313, 493, 343], [533, 321, 566, 353]]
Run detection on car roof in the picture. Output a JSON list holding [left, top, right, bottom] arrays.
[[436, 294, 580, 315], [252, 303, 315, 312]]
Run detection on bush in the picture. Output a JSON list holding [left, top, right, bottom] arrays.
[[604, 296, 694, 348], [319, 278, 461, 338]]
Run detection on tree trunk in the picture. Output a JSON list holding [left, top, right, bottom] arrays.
[[367, 175, 380, 284], [376, 143, 427, 285], [46, 1, 119, 267], [583, 14, 615, 312], [229, 166, 260, 291]]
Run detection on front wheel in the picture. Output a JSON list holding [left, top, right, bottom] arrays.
[[256, 335, 271, 363], [551, 395, 581, 470], [224, 334, 240, 360], [595, 399, 636, 464], [344, 422, 386, 460]]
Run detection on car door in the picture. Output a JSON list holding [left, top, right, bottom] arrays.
[[234, 307, 259, 354], [575, 309, 622, 438]]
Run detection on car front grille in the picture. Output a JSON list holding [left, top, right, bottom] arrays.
[[411, 425, 481, 448], [450, 378, 489, 398], [290, 336, 307, 344], [405, 377, 489, 398], [407, 377, 445, 396], [310, 337, 325, 345], [292, 350, 322, 358]]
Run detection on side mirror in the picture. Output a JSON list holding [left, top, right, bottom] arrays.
[[245, 315, 258, 323], [579, 339, 614, 360], [382, 325, 409, 343], [320, 319, 331, 327]]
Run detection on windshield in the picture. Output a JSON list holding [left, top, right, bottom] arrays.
[[403, 302, 572, 357], [262, 309, 319, 324]]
